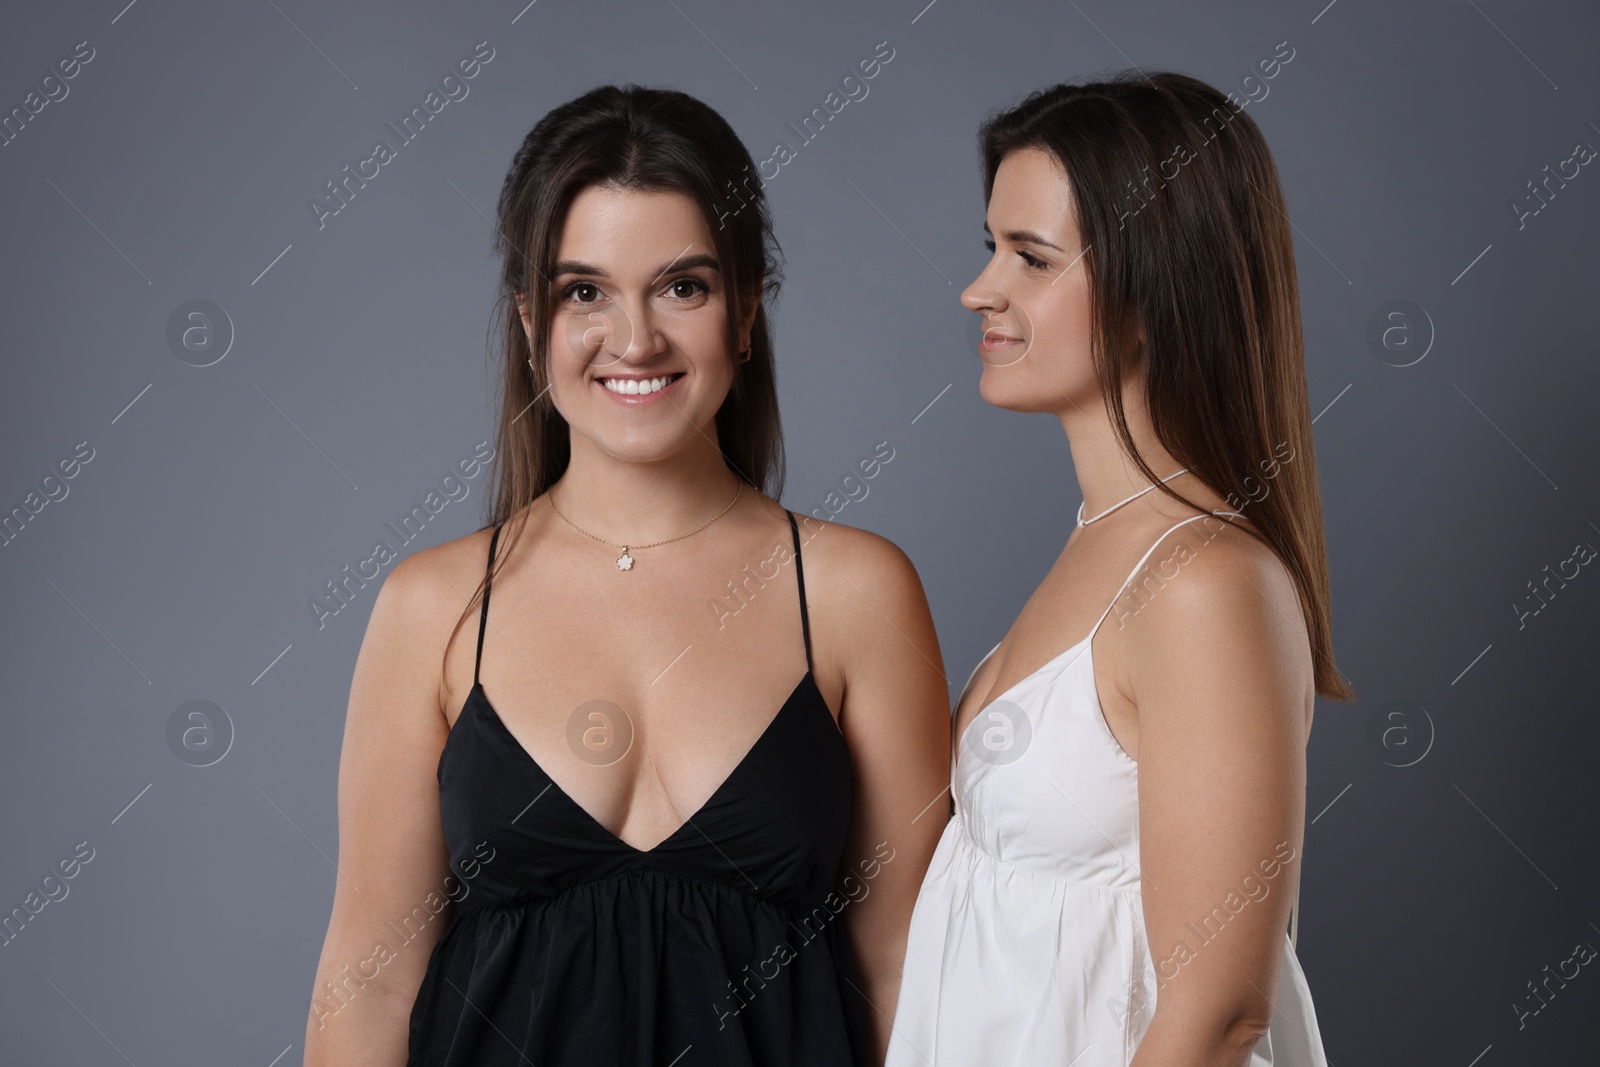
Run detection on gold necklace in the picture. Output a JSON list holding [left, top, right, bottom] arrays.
[[548, 480, 744, 572]]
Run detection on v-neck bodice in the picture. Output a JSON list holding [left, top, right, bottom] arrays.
[[888, 509, 1330, 1066], [406, 510, 873, 1066]]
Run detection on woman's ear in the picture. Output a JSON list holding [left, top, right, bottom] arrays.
[[514, 292, 534, 341], [736, 280, 762, 354]]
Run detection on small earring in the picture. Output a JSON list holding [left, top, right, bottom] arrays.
[[738, 349, 751, 364]]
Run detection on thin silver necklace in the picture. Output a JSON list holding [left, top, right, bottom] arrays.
[[1075, 468, 1190, 527]]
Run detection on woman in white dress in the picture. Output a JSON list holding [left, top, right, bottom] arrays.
[[886, 72, 1352, 1066]]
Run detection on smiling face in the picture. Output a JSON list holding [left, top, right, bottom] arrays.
[[961, 146, 1110, 415], [519, 183, 757, 464]]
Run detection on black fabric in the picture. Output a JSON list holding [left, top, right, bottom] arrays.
[[407, 511, 872, 1065]]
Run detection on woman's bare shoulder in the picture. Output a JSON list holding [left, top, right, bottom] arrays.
[[787, 512, 927, 610]]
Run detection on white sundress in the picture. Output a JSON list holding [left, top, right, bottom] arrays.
[[886, 511, 1329, 1067]]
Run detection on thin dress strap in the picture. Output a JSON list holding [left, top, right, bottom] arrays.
[[474, 524, 502, 687], [1082, 510, 1247, 646], [785, 510, 814, 674]]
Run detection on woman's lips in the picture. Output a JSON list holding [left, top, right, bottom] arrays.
[[594, 371, 685, 406]]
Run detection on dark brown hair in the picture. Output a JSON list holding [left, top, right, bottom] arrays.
[[449, 84, 785, 662], [979, 71, 1353, 700]]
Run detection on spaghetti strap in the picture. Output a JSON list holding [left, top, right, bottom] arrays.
[[785, 510, 814, 674], [1080, 507, 1304, 942], [1083, 510, 1247, 646], [474, 524, 502, 687]]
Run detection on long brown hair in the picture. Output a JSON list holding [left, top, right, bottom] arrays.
[[979, 71, 1353, 700], [448, 84, 786, 668]]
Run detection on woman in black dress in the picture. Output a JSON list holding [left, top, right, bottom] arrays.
[[303, 85, 950, 1066]]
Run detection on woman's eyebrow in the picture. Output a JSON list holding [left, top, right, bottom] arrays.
[[981, 222, 1066, 253], [551, 252, 722, 279]]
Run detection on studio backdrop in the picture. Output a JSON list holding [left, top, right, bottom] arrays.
[[1, 0, 1596, 1062]]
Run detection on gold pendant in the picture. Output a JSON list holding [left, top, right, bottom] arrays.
[[616, 547, 634, 571]]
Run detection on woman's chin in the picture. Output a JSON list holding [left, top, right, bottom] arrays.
[[977, 367, 1048, 413]]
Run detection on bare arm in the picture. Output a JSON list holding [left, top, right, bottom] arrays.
[[1124, 535, 1313, 1066], [810, 523, 951, 1064], [304, 551, 463, 1065]]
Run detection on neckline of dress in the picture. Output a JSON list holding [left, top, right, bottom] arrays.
[[961, 631, 1094, 731], [448, 671, 832, 855]]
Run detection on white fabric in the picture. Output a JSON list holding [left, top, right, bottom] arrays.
[[887, 513, 1329, 1067]]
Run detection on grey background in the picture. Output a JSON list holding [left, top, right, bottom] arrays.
[[2, 0, 1597, 1062]]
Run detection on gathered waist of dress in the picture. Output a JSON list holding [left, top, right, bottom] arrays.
[[451, 863, 860, 915], [951, 809, 1145, 893]]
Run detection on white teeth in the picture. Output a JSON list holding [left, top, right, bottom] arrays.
[[602, 375, 675, 395]]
